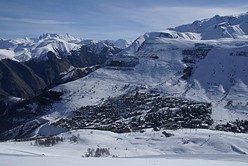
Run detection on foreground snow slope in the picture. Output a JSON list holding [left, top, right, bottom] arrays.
[[0, 129, 248, 166], [2, 129, 248, 157], [0, 156, 247, 166]]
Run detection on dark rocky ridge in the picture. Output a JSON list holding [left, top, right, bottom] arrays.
[[0, 59, 46, 99], [68, 43, 121, 68], [26, 51, 72, 85]]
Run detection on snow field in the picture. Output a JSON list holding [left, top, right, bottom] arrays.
[[1, 129, 248, 166], [0, 156, 247, 166]]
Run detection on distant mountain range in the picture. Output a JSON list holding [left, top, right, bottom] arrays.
[[0, 33, 130, 62], [1, 12, 248, 140], [0, 35, 129, 99]]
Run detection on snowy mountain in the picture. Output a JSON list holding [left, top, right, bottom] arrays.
[[1, 12, 248, 166], [0, 34, 79, 61], [0, 36, 122, 99], [0, 34, 129, 62], [38, 33, 81, 43], [110, 39, 131, 49], [1, 13, 248, 145], [40, 35, 248, 128], [172, 12, 248, 40]]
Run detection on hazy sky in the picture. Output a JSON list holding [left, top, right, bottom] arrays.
[[0, 0, 248, 40]]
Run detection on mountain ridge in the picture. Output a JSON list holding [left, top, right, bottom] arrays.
[[0, 33, 130, 62], [0, 39, 122, 100], [172, 12, 248, 40]]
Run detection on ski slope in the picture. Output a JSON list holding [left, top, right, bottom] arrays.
[[0, 129, 248, 166]]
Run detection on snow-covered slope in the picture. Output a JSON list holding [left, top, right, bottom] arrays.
[[38, 33, 81, 43], [173, 12, 248, 40], [0, 49, 17, 61], [0, 129, 248, 166]]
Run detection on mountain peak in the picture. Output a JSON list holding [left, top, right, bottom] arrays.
[[113, 39, 130, 49], [38, 33, 81, 42], [39, 33, 59, 40]]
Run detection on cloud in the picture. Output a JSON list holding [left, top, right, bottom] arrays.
[[0, 16, 74, 25], [105, 4, 248, 31]]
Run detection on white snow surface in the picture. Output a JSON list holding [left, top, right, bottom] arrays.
[[1, 156, 247, 166], [0, 129, 248, 166]]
